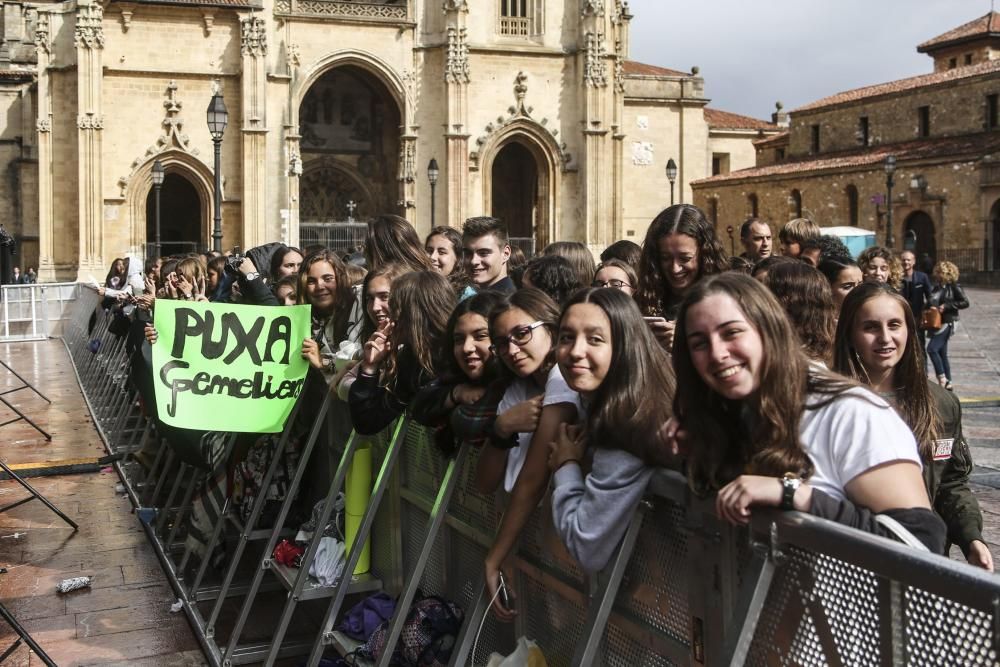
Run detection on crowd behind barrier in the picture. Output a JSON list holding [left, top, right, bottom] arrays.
[[59, 281, 1000, 667]]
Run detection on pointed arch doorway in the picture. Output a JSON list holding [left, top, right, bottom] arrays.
[[903, 210, 936, 264], [145, 173, 203, 256], [489, 136, 552, 257]]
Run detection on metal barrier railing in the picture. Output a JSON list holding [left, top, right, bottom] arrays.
[[59, 286, 1000, 666], [1, 282, 80, 341]]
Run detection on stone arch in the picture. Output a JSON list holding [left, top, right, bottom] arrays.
[[292, 50, 407, 128], [989, 198, 1000, 269], [126, 151, 214, 258], [481, 122, 561, 249], [903, 210, 936, 263], [299, 156, 378, 222]]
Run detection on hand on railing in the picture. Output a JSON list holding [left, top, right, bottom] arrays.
[[716, 475, 812, 526], [967, 540, 994, 572], [144, 323, 158, 346]]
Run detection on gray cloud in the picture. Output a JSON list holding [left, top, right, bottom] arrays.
[[628, 0, 990, 119]]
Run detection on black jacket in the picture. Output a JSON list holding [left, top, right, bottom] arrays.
[[902, 271, 933, 319], [929, 282, 969, 325]]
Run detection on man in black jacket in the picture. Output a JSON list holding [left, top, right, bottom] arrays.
[[901, 250, 933, 350]]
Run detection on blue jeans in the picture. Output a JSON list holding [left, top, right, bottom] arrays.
[[926, 324, 952, 381]]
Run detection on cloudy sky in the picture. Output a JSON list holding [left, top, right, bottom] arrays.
[[628, 0, 993, 119]]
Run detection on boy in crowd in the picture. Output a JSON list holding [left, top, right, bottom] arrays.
[[462, 216, 515, 294], [778, 217, 821, 258]]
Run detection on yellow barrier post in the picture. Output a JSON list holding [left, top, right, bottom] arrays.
[[344, 441, 372, 574]]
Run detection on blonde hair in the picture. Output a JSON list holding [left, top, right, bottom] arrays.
[[779, 218, 821, 245], [858, 246, 903, 291], [933, 261, 959, 285]]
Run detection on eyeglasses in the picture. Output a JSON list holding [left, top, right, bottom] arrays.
[[490, 321, 545, 353], [592, 279, 631, 290]]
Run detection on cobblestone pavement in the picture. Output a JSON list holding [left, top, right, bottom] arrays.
[[943, 287, 1000, 562]]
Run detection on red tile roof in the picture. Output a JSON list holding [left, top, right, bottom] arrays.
[[704, 107, 776, 131], [753, 131, 789, 148], [792, 58, 1000, 113], [918, 12, 1000, 52], [692, 131, 1000, 185], [622, 60, 688, 78], [0, 69, 34, 82]]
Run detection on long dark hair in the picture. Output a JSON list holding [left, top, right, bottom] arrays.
[[269, 246, 303, 281], [560, 288, 676, 466], [673, 273, 858, 494], [832, 282, 936, 458], [297, 249, 354, 344], [365, 214, 433, 272], [761, 261, 836, 363], [384, 270, 456, 390], [488, 288, 561, 382], [637, 204, 728, 317], [442, 291, 504, 383], [426, 226, 472, 295]]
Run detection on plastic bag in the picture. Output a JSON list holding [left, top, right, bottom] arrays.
[[486, 637, 548, 667]]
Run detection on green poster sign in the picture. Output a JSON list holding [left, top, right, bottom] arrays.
[[152, 301, 311, 433]]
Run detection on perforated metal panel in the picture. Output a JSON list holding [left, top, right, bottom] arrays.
[[615, 498, 691, 646], [905, 585, 998, 665], [604, 621, 678, 667], [745, 545, 881, 666], [519, 569, 587, 667], [447, 445, 500, 538]]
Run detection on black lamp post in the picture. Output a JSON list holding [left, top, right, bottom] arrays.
[[206, 91, 228, 253], [151, 159, 165, 258], [427, 158, 440, 228], [665, 158, 678, 206], [884, 155, 897, 249]]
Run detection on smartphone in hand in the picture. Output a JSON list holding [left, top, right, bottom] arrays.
[[498, 571, 513, 610]]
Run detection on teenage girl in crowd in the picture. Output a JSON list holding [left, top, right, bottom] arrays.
[[858, 246, 903, 291], [592, 259, 637, 297], [411, 291, 504, 455], [548, 288, 676, 572], [542, 241, 597, 289], [366, 214, 434, 273], [348, 271, 455, 435], [833, 282, 990, 569], [672, 273, 945, 551], [478, 289, 582, 620], [760, 261, 836, 366], [299, 250, 356, 383], [926, 261, 970, 391], [425, 225, 475, 300], [818, 256, 864, 314], [270, 246, 304, 281], [521, 255, 582, 306], [637, 204, 728, 350]]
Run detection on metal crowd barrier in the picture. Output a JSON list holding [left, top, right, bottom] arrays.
[[59, 285, 1000, 666], [1, 282, 80, 341]]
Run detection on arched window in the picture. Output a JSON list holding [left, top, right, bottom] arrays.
[[748, 193, 759, 218], [709, 197, 719, 225], [846, 184, 859, 226], [789, 189, 802, 218]]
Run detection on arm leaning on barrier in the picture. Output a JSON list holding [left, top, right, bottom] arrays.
[[549, 424, 654, 574]]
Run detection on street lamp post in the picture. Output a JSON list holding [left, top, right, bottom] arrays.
[[151, 159, 165, 258], [206, 92, 228, 253], [884, 155, 897, 249], [665, 158, 678, 206], [427, 158, 440, 228]]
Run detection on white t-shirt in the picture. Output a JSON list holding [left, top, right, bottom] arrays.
[[800, 387, 922, 502], [498, 365, 583, 493]]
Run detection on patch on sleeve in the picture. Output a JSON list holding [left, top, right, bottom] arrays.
[[933, 438, 954, 461]]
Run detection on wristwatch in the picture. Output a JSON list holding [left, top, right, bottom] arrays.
[[245, 271, 260, 282], [780, 473, 801, 511]]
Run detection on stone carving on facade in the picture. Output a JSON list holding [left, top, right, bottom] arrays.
[[442, 0, 468, 12], [631, 141, 653, 166], [202, 12, 215, 36], [36, 118, 51, 133], [286, 43, 301, 69], [581, 0, 604, 19], [74, 2, 105, 50], [584, 32, 608, 87], [145, 81, 199, 156], [445, 26, 470, 84], [288, 151, 302, 177], [33, 12, 50, 55], [240, 16, 267, 57], [119, 4, 134, 33], [77, 113, 104, 130], [274, 0, 407, 19], [611, 0, 631, 24], [469, 72, 573, 171], [613, 39, 625, 93], [398, 140, 416, 183]]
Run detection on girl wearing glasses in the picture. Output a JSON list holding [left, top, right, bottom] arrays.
[[592, 259, 637, 297], [479, 288, 583, 621], [549, 287, 676, 572]]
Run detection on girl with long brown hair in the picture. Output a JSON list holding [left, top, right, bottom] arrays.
[[672, 273, 944, 551], [348, 270, 455, 435], [833, 282, 991, 570], [298, 249, 356, 384], [365, 214, 434, 273], [548, 287, 676, 572]]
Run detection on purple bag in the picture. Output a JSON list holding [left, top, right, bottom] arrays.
[[338, 592, 397, 642]]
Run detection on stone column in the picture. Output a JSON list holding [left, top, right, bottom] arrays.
[[240, 14, 268, 248], [443, 0, 470, 228], [581, 1, 611, 249], [74, 0, 105, 280], [34, 11, 56, 282], [609, 1, 631, 241]]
